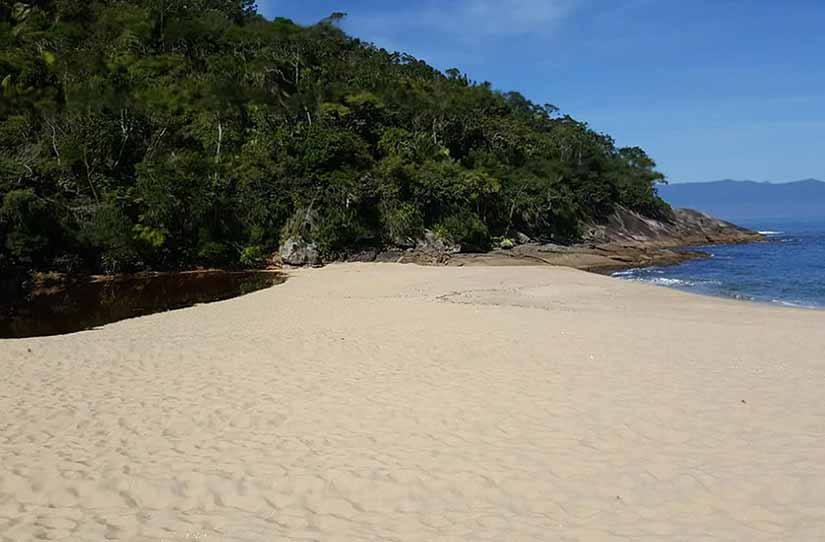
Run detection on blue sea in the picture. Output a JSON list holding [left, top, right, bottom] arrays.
[[613, 218, 825, 309]]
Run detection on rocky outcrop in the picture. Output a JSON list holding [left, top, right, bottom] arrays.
[[339, 229, 462, 266], [448, 208, 762, 273], [416, 230, 461, 256], [276, 208, 762, 273], [582, 207, 761, 247], [279, 238, 321, 266]]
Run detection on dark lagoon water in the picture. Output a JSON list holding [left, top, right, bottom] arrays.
[[613, 218, 825, 309], [0, 271, 284, 339]]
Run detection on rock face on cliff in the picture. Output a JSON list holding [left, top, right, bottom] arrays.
[[290, 207, 761, 273], [447, 208, 762, 272], [582, 207, 761, 247]]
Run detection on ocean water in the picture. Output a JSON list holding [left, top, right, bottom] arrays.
[[612, 218, 825, 309]]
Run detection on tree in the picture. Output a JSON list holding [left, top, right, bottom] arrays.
[[0, 0, 670, 272]]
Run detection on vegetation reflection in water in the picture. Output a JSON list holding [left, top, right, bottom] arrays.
[[0, 271, 285, 339]]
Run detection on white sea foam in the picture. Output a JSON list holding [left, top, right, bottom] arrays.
[[758, 230, 783, 235], [644, 277, 694, 287], [772, 299, 820, 310], [629, 277, 726, 290], [610, 269, 642, 277]]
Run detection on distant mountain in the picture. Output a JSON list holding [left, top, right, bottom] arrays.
[[657, 179, 825, 220]]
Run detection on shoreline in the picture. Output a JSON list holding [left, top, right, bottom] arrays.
[[612, 271, 825, 311], [1, 237, 755, 299], [2, 205, 762, 293], [1, 207, 763, 316], [1, 234, 761, 310]]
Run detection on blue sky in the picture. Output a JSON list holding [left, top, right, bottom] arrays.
[[257, 0, 825, 183]]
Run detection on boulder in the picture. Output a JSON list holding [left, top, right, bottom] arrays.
[[345, 249, 379, 263], [279, 238, 320, 266], [416, 230, 461, 255], [516, 231, 532, 245]]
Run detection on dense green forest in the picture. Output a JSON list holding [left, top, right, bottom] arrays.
[[0, 0, 669, 273]]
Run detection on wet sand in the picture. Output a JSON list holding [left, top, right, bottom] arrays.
[[1, 263, 824, 541]]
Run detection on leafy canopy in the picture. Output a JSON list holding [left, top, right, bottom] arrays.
[[0, 1, 669, 272]]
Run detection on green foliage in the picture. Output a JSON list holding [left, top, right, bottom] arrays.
[[196, 238, 230, 266], [239, 244, 266, 268], [80, 203, 142, 272], [0, 1, 670, 272], [0, 189, 52, 263], [498, 237, 515, 249], [313, 207, 372, 257], [437, 211, 490, 251], [134, 224, 166, 249], [382, 202, 424, 245]]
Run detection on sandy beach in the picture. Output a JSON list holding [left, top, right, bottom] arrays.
[[1, 263, 824, 541]]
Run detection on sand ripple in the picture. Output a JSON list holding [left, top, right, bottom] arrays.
[[1, 264, 824, 541]]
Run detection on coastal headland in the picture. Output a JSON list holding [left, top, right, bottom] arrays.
[[332, 207, 764, 272]]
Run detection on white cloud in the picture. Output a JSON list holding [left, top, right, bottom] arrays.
[[350, 0, 580, 42], [421, 0, 578, 36]]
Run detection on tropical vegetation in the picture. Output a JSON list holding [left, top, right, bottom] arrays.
[[0, 1, 669, 273]]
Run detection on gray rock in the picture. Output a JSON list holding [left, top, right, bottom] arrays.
[[416, 230, 461, 255], [389, 234, 417, 249], [346, 249, 379, 263], [516, 232, 532, 245], [279, 238, 320, 266], [374, 249, 406, 263], [581, 205, 761, 246]]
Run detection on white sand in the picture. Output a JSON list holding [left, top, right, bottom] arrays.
[[1, 263, 824, 541]]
